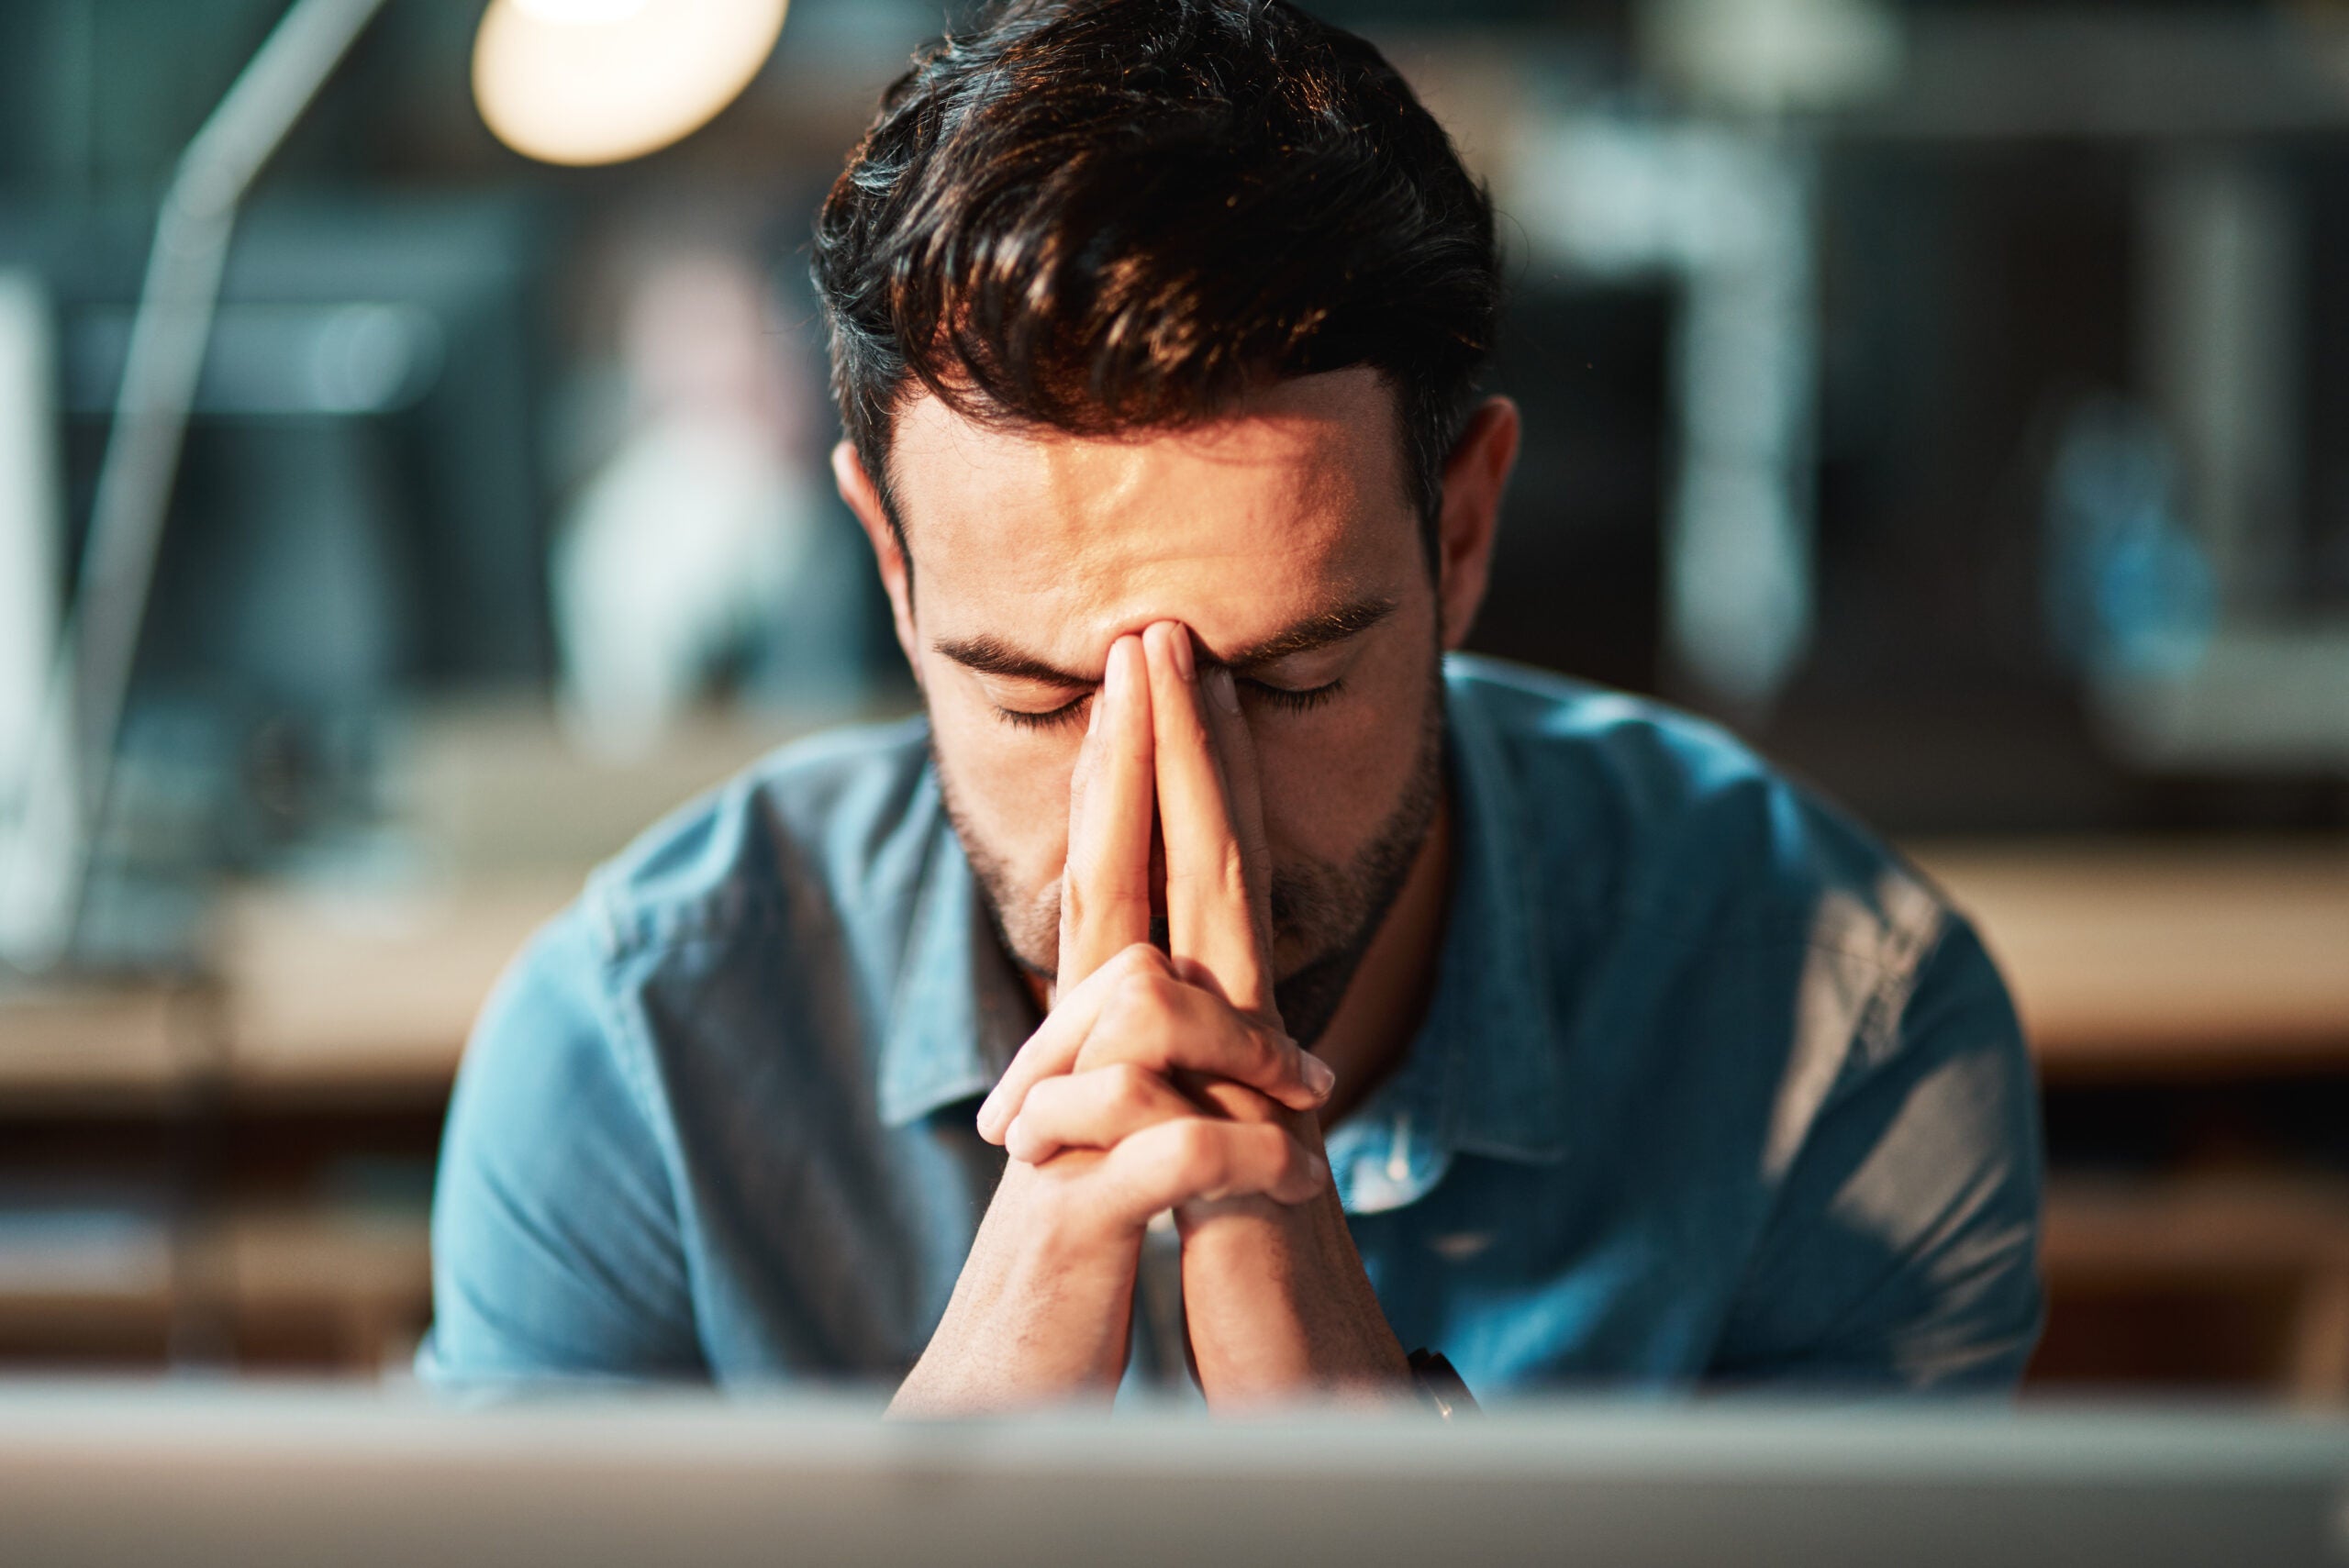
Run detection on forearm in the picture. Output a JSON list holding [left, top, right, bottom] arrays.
[[888, 1162, 1142, 1418], [895, 1082, 1332, 1416]]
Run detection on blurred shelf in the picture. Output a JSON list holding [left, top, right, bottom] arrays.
[[0, 878, 568, 1109], [0, 983, 197, 1109], [2045, 1174, 2349, 1281], [1912, 838, 2349, 1080], [2041, 1175, 2349, 1404], [214, 1204, 430, 1323], [0, 1202, 430, 1374]]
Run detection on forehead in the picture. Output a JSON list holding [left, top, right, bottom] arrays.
[[888, 367, 1415, 662]]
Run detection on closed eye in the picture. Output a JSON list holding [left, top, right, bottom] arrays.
[[993, 676, 1341, 730], [994, 694, 1092, 732], [1241, 675, 1343, 714]]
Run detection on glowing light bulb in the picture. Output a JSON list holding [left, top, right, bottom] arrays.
[[473, 0, 786, 167]]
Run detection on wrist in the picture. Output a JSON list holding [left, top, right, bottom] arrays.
[[890, 1161, 1145, 1416], [1177, 1187, 1410, 1405]]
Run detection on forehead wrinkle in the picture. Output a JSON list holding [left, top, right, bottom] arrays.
[[962, 478, 1354, 637], [893, 376, 1410, 660], [925, 507, 1386, 684], [920, 395, 1359, 528]]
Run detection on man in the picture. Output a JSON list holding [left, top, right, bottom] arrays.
[[422, 0, 2043, 1410]]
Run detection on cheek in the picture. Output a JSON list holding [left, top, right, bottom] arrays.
[[925, 681, 1077, 880], [1252, 664, 1431, 867]]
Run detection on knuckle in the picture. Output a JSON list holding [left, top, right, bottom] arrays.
[[1103, 974, 1180, 1049], [1106, 1062, 1155, 1113], [1019, 1075, 1066, 1118], [1084, 1009, 1149, 1073], [1105, 969, 1152, 1019], [1243, 1021, 1287, 1080], [1130, 962, 1181, 1007], [1113, 942, 1167, 977]]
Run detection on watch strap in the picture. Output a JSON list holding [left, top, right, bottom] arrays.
[[1406, 1348, 1479, 1419]]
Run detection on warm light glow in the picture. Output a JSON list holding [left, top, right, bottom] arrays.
[[513, 0, 649, 21], [473, 0, 785, 167]]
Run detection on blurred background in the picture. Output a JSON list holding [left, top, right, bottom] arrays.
[[0, 0, 2344, 1400]]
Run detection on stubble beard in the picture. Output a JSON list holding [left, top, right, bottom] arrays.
[[936, 659, 1447, 1050]]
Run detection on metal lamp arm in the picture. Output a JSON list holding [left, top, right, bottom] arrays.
[[1, 0, 392, 972]]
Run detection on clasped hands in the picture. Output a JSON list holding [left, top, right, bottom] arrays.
[[890, 622, 1408, 1415]]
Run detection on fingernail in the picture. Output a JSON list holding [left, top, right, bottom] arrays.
[[1301, 1051, 1336, 1100], [1170, 628, 1196, 682], [1086, 689, 1102, 734], [975, 1095, 1002, 1140], [1309, 1153, 1330, 1187], [1208, 665, 1240, 714]]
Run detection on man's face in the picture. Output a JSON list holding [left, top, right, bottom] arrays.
[[879, 367, 1446, 1044]]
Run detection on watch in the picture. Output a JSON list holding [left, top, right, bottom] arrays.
[[1406, 1349, 1479, 1419]]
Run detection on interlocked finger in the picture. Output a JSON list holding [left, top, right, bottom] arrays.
[[1072, 961, 1330, 1111], [1002, 1062, 1201, 1164], [978, 941, 1171, 1143], [1096, 1117, 1328, 1228]]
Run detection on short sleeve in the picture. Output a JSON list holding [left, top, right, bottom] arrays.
[[417, 905, 705, 1386], [1710, 915, 2046, 1391]]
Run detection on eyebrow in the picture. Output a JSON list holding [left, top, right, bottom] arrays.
[[932, 595, 1400, 687]]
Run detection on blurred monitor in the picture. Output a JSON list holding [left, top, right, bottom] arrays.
[[0, 195, 550, 962], [2, 1387, 2345, 1568], [0, 269, 61, 820]]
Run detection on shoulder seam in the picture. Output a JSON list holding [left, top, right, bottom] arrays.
[[1855, 879, 1950, 1070]]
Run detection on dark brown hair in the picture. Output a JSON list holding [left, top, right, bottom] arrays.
[[810, 0, 1499, 554]]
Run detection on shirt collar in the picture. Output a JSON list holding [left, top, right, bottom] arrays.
[[875, 667, 1574, 1202], [875, 767, 1032, 1129], [1324, 661, 1570, 1213]]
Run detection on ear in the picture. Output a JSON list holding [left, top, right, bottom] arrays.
[[833, 439, 922, 686], [1432, 395, 1519, 651]]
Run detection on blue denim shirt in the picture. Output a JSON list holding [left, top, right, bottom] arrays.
[[420, 657, 2043, 1396]]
